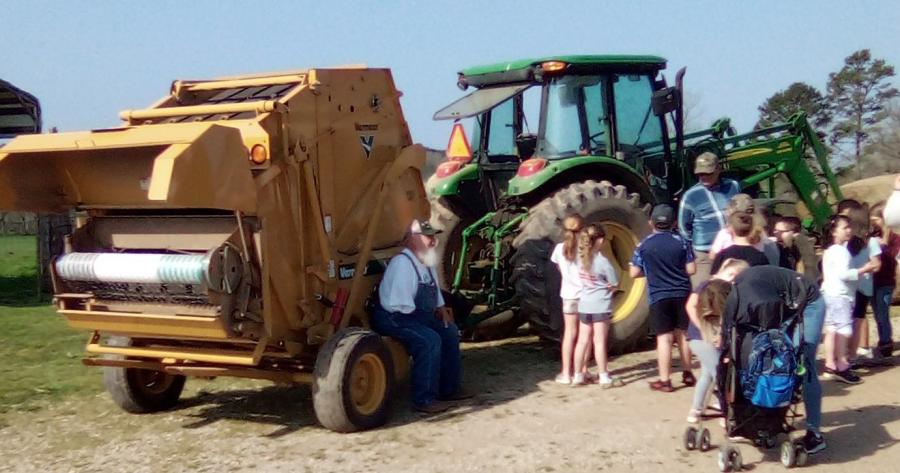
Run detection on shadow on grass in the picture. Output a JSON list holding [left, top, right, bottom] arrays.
[[0, 275, 43, 307]]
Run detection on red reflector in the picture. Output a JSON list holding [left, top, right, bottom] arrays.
[[436, 161, 463, 178], [517, 158, 547, 177]]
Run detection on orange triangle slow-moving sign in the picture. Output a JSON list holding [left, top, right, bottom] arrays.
[[445, 123, 472, 162]]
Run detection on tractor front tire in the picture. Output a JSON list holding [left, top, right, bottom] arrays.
[[313, 328, 395, 433], [511, 180, 651, 353], [102, 336, 186, 413]]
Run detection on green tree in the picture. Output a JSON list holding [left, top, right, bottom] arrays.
[[756, 82, 831, 129], [826, 49, 898, 179]]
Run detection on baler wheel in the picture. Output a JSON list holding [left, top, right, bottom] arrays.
[[313, 328, 395, 433], [102, 336, 186, 413]]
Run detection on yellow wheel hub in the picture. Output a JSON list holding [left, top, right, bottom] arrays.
[[349, 353, 387, 416], [598, 222, 646, 324]]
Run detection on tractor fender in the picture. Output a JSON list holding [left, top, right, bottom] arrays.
[[506, 156, 655, 206]]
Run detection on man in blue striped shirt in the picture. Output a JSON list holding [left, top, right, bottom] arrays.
[[677, 152, 740, 285]]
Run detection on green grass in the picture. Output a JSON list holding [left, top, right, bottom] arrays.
[[0, 236, 100, 413]]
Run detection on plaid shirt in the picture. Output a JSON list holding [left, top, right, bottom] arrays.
[[677, 179, 740, 251]]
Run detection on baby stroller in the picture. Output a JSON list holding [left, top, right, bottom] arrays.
[[685, 279, 811, 471]]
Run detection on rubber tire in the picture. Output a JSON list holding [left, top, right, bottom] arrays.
[[699, 428, 712, 452], [718, 446, 732, 472], [511, 180, 651, 351], [781, 441, 797, 468], [429, 195, 525, 340], [313, 328, 395, 433], [684, 426, 698, 451], [731, 448, 743, 471], [102, 336, 186, 413], [795, 447, 809, 467]]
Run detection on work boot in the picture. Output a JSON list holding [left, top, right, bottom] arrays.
[[414, 400, 451, 414], [439, 388, 475, 401]]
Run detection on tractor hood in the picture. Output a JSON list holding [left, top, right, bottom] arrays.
[[0, 122, 257, 213]]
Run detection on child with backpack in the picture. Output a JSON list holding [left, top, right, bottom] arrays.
[[551, 215, 591, 384], [572, 224, 623, 388], [684, 258, 749, 424], [821, 215, 878, 384]]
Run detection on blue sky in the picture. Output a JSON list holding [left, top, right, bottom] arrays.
[[4, 1, 899, 149]]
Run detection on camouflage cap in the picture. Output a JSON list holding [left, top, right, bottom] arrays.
[[694, 152, 720, 174]]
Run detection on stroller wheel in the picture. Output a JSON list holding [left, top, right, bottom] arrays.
[[795, 446, 809, 467], [699, 428, 712, 452], [684, 426, 698, 451], [719, 445, 742, 472], [780, 440, 797, 468]]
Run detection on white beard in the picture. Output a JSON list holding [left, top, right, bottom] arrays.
[[416, 247, 438, 267]]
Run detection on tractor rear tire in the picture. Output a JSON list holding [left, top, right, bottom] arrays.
[[313, 328, 394, 433], [102, 336, 186, 413], [511, 180, 651, 353], [430, 195, 525, 339]]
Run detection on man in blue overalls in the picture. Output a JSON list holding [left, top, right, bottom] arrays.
[[372, 219, 468, 414]]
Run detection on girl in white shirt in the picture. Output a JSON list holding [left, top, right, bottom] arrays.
[[550, 215, 586, 384], [572, 224, 623, 388], [821, 215, 877, 383]]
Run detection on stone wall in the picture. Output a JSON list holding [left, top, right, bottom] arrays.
[[0, 212, 37, 235]]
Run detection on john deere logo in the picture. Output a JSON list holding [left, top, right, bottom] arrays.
[[359, 134, 375, 159]]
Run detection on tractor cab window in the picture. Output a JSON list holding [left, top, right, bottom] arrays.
[[612, 74, 663, 157], [539, 75, 608, 158]]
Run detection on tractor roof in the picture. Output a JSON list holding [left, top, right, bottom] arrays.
[[459, 55, 667, 88]]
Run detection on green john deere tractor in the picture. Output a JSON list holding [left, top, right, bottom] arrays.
[[427, 55, 843, 351]]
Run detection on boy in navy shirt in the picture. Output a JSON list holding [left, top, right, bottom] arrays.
[[630, 204, 697, 392]]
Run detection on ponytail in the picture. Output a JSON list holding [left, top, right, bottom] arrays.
[[562, 215, 584, 262], [578, 224, 606, 271]]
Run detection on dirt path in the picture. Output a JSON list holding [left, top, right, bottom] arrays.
[[2, 326, 899, 473]]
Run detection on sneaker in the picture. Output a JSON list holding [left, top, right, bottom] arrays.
[[599, 375, 624, 389], [649, 379, 674, 393], [686, 409, 701, 424], [821, 367, 836, 380], [832, 369, 863, 385], [414, 400, 451, 414], [554, 374, 572, 385], [682, 371, 696, 387], [572, 373, 586, 386], [856, 347, 873, 358], [801, 430, 827, 454]]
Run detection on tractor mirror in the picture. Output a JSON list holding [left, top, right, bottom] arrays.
[[651, 87, 678, 116]]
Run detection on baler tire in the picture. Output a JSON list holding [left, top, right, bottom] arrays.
[[430, 195, 525, 340], [511, 180, 651, 353], [102, 336, 186, 413], [313, 328, 395, 433]]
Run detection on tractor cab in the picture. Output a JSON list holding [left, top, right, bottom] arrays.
[[432, 56, 677, 208]]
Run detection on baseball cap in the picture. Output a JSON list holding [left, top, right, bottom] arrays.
[[651, 204, 675, 228], [410, 219, 442, 236], [694, 152, 719, 174]]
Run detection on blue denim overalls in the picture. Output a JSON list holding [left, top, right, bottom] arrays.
[[371, 253, 461, 407]]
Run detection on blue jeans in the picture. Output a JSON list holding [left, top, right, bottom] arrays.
[[371, 308, 461, 407], [872, 286, 895, 347], [796, 296, 825, 433]]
